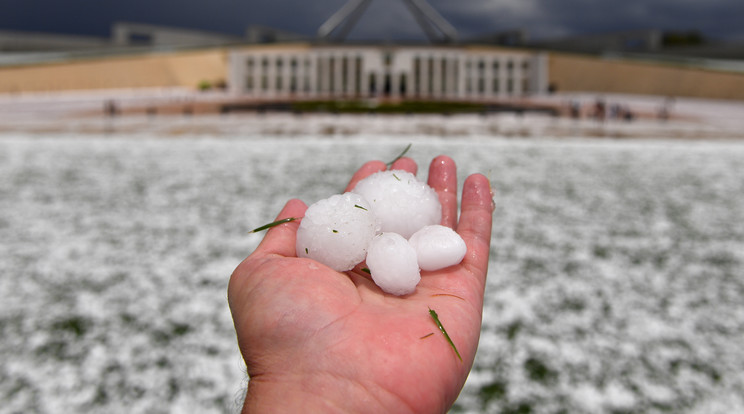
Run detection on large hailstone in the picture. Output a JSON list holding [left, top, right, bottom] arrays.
[[366, 232, 421, 296], [352, 170, 441, 239], [296, 193, 379, 272], [408, 225, 467, 271]]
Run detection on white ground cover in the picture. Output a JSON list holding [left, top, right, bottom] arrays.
[[1, 126, 744, 413]]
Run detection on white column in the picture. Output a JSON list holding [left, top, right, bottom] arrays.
[[457, 58, 466, 99], [482, 56, 491, 99], [276, 55, 285, 97], [448, 56, 460, 98], [334, 54, 343, 97], [499, 57, 508, 97], [318, 55, 328, 97], [229, 52, 243, 95], [359, 54, 369, 97], [304, 55, 313, 97], [267, 55, 276, 97], [347, 55, 356, 97], [420, 55, 430, 98], [464, 58, 472, 98], [529, 52, 548, 95], [432, 54, 442, 98]]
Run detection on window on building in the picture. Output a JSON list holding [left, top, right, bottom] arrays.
[[506, 59, 514, 95], [355, 56, 362, 96], [261, 57, 269, 92], [316, 57, 324, 93], [427, 57, 434, 95], [342, 56, 349, 94], [289, 58, 298, 93], [413, 57, 421, 96], [465, 60, 472, 94], [303, 58, 311, 93], [127, 32, 152, 45], [440, 58, 447, 94], [275, 58, 284, 91], [368, 73, 377, 96], [477, 59, 485, 95], [383, 73, 392, 96], [492, 60, 500, 94], [328, 57, 336, 94], [453, 59, 459, 94], [245, 58, 255, 92]]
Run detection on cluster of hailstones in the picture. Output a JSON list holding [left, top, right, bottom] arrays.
[[295, 170, 467, 296]]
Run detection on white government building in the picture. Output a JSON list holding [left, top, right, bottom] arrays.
[[229, 44, 548, 100], [228, 0, 548, 101]]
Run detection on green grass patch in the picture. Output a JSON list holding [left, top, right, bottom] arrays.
[[291, 100, 493, 114]]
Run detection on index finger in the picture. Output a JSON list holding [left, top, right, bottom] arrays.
[[253, 198, 307, 257]]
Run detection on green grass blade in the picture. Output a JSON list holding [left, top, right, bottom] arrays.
[[386, 143, 412, 167], [249, 217, 298, 233], [429, 307, 462, 362]]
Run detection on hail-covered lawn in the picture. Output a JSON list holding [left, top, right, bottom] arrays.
[[1, 131, 743, 413]]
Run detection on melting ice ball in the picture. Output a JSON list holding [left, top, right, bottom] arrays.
[[366, 232, 421, 296], [296, 193, 379, 272], [408, 225, 467, 271], [352, 170, 441, 239]]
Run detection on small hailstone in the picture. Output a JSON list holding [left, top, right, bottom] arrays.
[[408, 225, 467, 271], [366, 232, 421, 296], [296, 193, 379, 272], [352, 170, 441, 239]]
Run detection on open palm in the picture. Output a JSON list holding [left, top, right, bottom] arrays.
[[228, 156, 494, 413]]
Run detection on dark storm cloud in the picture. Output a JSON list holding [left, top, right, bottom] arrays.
[[1, 0, 742, 41], [435, 0, 744, 40]]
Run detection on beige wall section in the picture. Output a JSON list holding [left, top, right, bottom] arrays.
[[3, 45, 744, 100], [0, 49, 228, 93], [549, 52, 744, 100]]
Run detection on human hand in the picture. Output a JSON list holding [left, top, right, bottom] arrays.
[[228, 155, 494, 413]]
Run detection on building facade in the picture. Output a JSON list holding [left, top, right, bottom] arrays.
[[229, 44, 548, 100]]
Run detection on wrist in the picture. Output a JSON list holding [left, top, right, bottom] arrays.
[[242, 372, 403, 414]]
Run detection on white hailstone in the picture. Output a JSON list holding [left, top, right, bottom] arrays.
[[366, 232, 421, 296], [296, 192, 379, 272], [352, 170, 441, 239], [408, 225, 467, 271]]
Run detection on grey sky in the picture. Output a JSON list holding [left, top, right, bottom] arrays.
[[1, 0, 742, 42]]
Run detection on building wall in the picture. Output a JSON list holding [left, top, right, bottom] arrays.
[[0, 30, 109, 52], [111, 23, 242, 47], [549, 52, 744, 100], [2, 43, 742, 101], [229, 44, 545, 99], [0, 49, 228, 93]]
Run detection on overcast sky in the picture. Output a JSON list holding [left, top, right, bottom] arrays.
[[1, 0, 743, 42]]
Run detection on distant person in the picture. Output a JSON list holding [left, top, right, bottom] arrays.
[[622, 105, 635, 122], [658, 97, 675, 121], [593, 97, 606, 121], [228, 156, 494, 413], [569, 101, 581, 119], [104, 100, 118, 117]]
